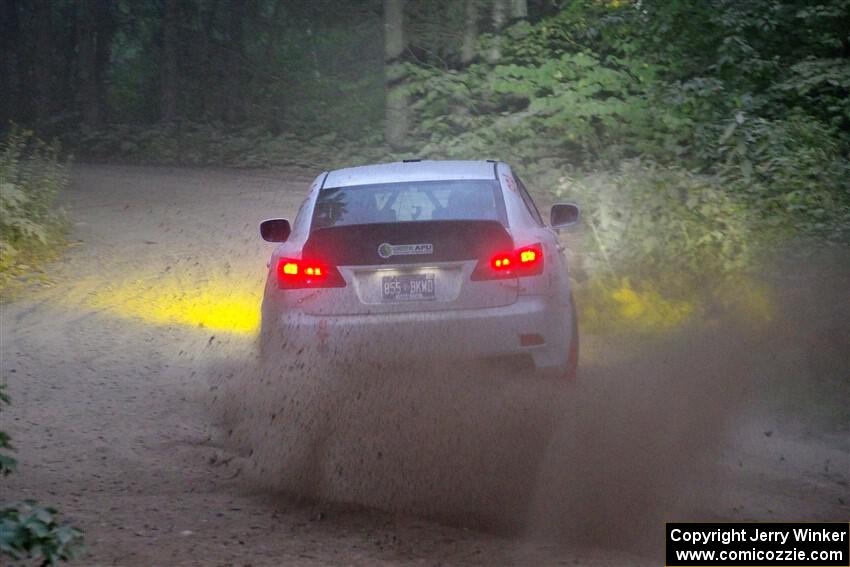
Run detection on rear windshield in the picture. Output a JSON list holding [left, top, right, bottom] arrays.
[[311, 179, 506, 230]]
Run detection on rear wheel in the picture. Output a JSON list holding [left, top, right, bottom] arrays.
[[563, 294, 579, 381], [258, 317, 282, 364]]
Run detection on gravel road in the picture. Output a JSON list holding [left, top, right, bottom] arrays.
[[1, 164, 847, 566]]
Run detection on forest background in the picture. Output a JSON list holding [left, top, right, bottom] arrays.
[[2, 0, 849, 321]]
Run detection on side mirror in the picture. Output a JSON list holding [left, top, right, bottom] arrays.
[[260, 218, 292, 242], [550, 203, 580, 229]]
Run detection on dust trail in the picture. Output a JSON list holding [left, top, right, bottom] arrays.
[[207, 255, 849, 555], [209, 328, 748, 533], [525, 329, 757, 551]]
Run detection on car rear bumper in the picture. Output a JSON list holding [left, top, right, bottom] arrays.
[[262, 295, 574, 373]]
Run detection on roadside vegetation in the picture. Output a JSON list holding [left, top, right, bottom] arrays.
[[0, 385, 85, 564], [0, 128, 69, 295], [0, 130, 79, 562], [3, 0, 848, 330]]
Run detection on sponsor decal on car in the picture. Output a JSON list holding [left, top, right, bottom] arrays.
[[377, 242, 433, 259]]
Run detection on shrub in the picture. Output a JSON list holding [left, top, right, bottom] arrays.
[[0, 385, 85, 564], [702, 113, 850, 241], [557, 161, 759, 289], [556, 161, 781, 333], [0, 502, 85, 565], [0, 127, 68, 287]]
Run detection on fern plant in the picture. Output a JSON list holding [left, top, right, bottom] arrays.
[[0, 127, 68, 282]]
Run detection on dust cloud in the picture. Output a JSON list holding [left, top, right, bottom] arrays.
[[207, 255, 849, 556]]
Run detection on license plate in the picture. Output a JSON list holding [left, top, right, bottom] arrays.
[[381, 274, 436, 301]]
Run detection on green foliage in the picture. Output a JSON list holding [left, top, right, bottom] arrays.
[[0, 502, 85, 565], [0, 128, 68, 287], [776, 58, 850, 130], [406, 44, 667, 168], [0, 438, 14, 477], [402, 0, 850, 298], [558, 161, 758, 288], [705, 113, 850, 240], [0, 385, 15, 477]]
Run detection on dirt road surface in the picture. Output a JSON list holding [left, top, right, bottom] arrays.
[[2, 164, 848, 566]]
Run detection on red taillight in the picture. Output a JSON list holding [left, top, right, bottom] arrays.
[[276, 258, 345, 289], [492, 255, 513, 270], [472, 243, 544, 280]]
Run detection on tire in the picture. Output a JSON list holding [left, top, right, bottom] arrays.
[[258, 317, 281, 364], [563, 294, 579, 381]]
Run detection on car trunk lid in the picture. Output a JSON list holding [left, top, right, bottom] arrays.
[[300, 220, 518, 315]]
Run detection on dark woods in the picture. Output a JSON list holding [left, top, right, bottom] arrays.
[[0, 0, 536, 136], [2, 1, 847, 151], [1, 0, 848, 250]]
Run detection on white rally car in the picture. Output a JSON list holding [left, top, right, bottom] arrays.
[[259, 160, 580, 379]]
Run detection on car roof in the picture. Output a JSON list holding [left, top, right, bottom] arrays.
[[323, 160, 498, 188]]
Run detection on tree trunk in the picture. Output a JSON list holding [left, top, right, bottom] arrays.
[[224, 0, 244, 123], [94, 0, 115, 124], [262, 0, 285, 132], [262, 0, 283, 69], [33, 0, 52, 129], [461, 0, 478, 65], [306, 26, 321, 80], [198, 0, 219, 119], [77, 1, 99, 126], [509, 0, 527, 22], [383, 0, 407, 149], [61, 1, 77, 115], [161, 0, 179, 122], [488, 0, 507, 63]]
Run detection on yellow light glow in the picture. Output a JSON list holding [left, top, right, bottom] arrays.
[[282, 262, 298, 275], [576, 275, 774, 334], [62, 273, 262, 335]]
